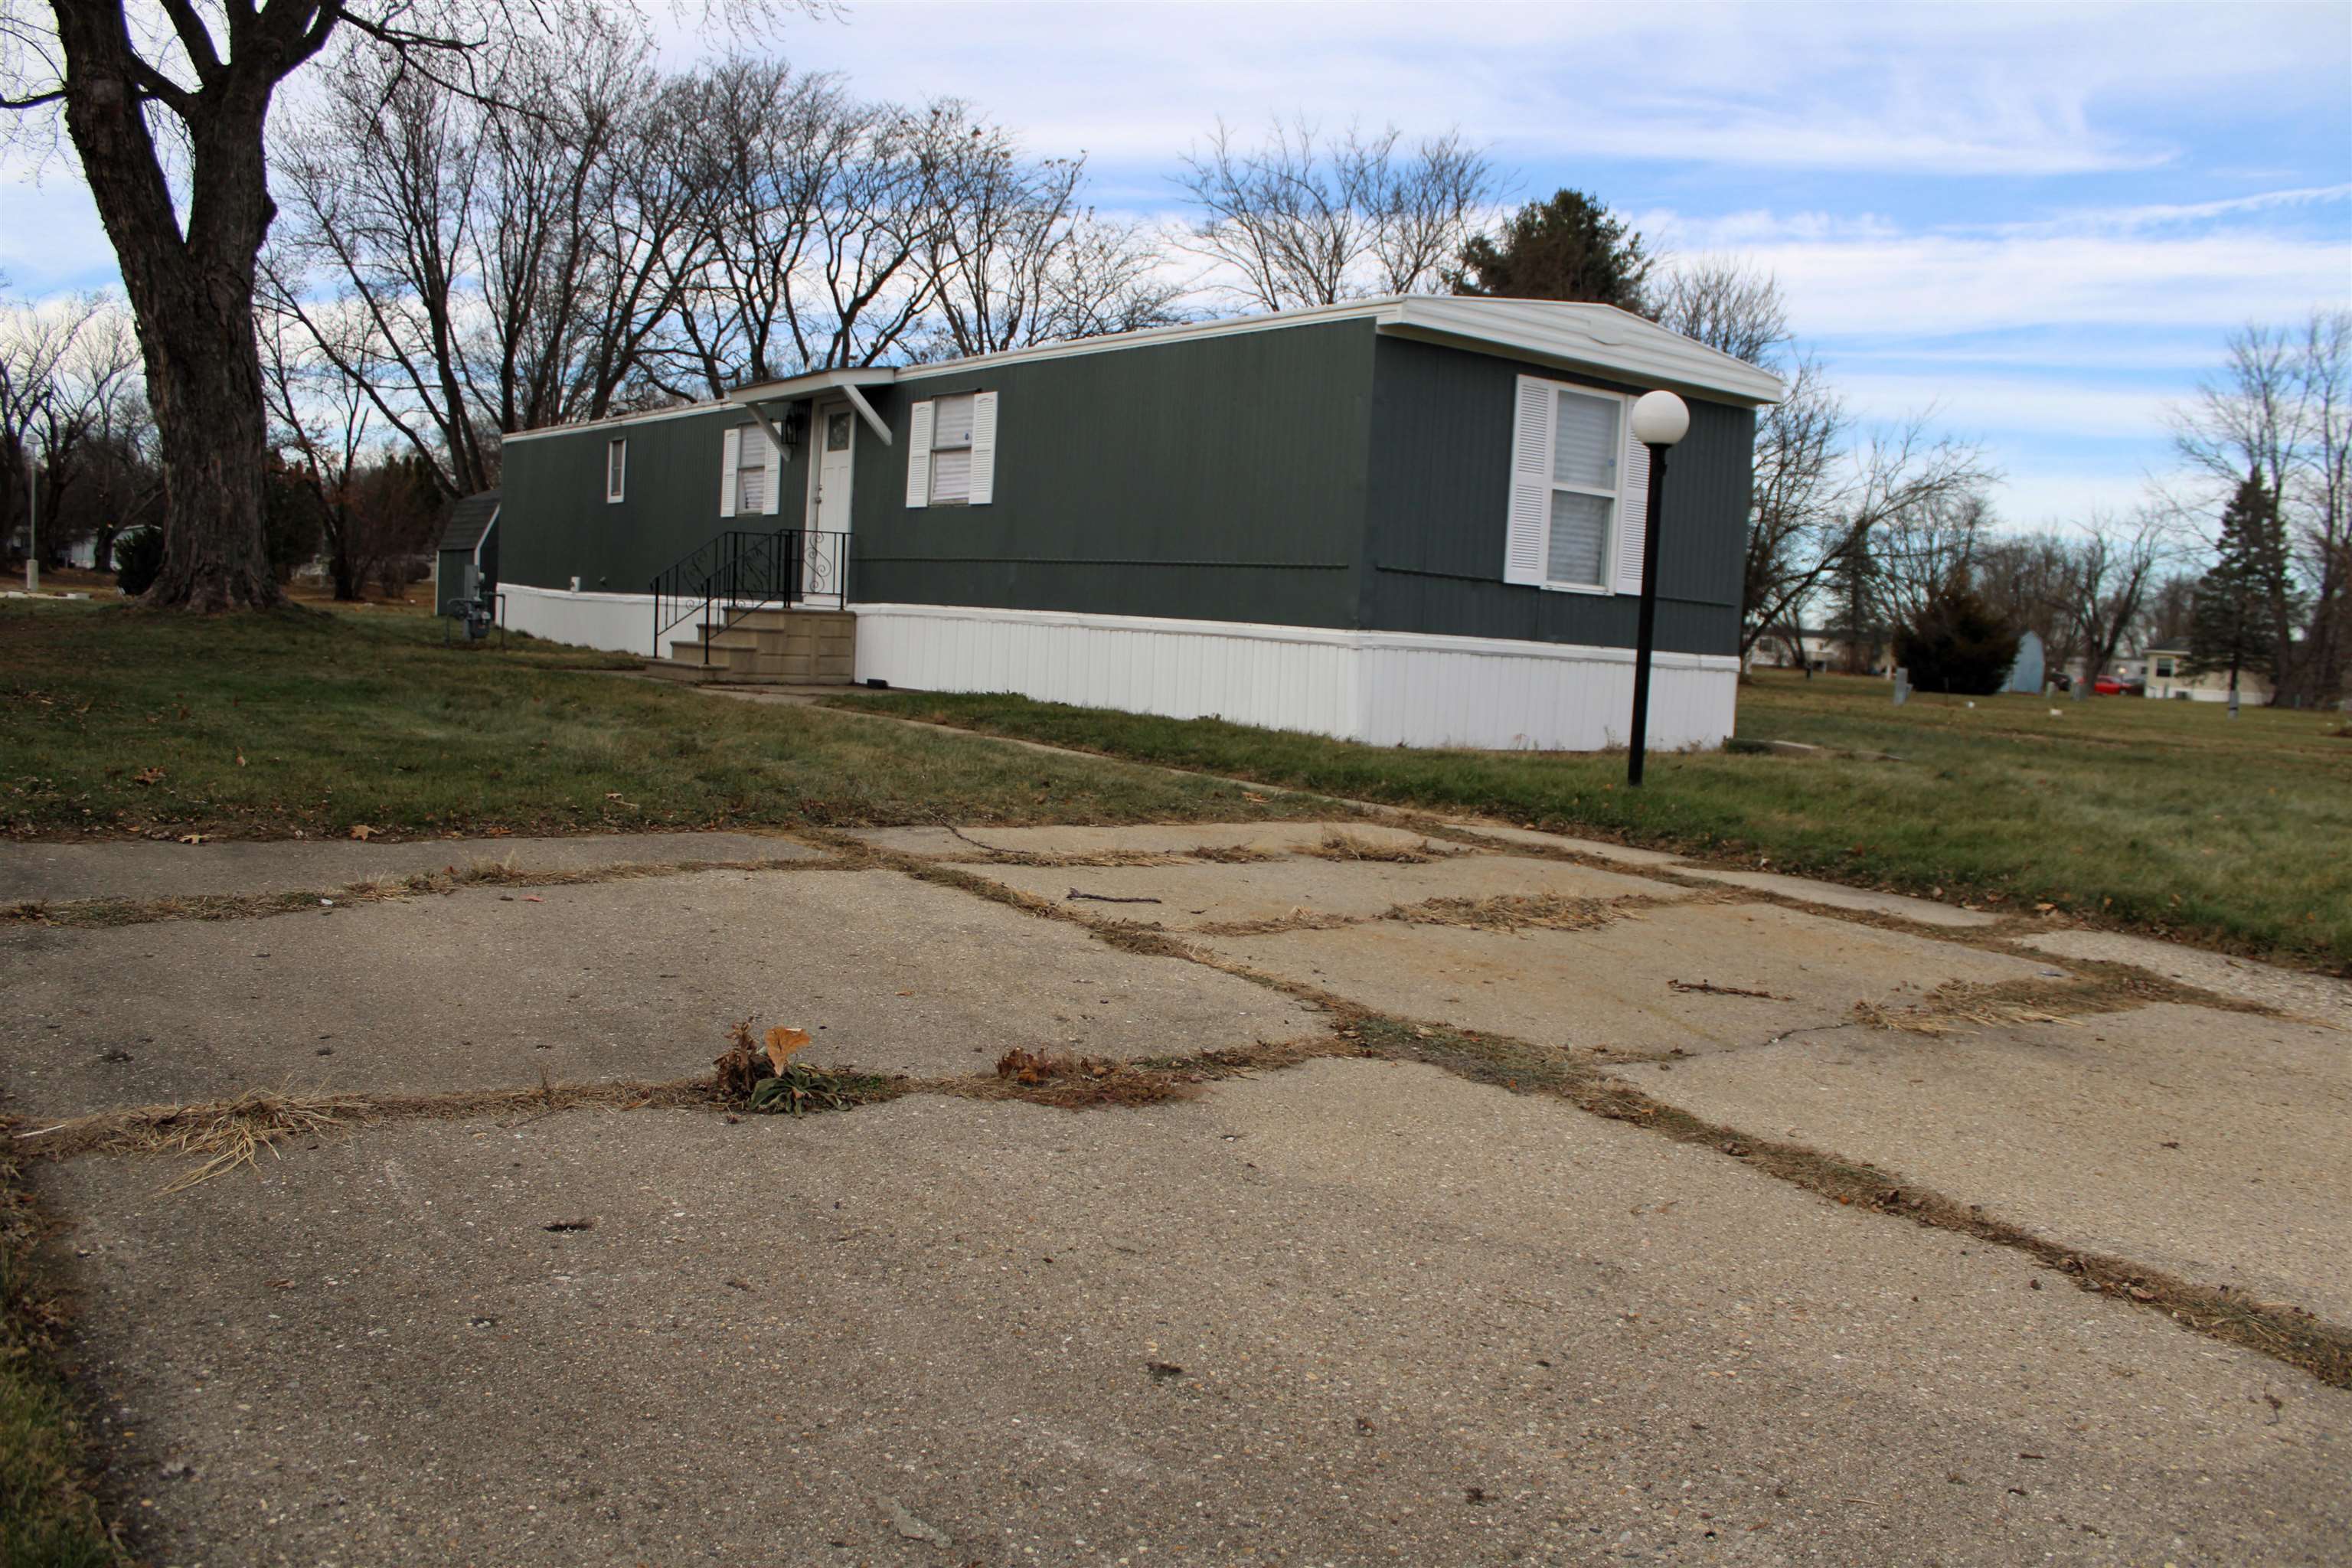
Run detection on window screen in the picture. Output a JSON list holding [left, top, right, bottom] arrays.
[[1547, 390, 1619, 589], [930, 393, 976, 505], [735, 427, 767, 513]]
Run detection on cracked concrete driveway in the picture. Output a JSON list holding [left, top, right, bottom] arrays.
[[5, 820, 2347, 1566]]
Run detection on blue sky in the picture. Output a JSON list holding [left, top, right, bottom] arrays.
[[5, 0, 2348, 528]]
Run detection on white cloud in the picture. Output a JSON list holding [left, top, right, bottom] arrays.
[[1828, 371, 2171, 443], [1646, 206, 2351, 341]]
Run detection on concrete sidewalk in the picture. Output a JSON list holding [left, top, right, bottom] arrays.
[[8, 821, 2347, 1566], [51, 1064, 2347, 1566]]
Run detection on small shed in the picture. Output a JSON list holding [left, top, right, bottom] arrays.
[[2004, 629, 2045, 694], [435, 491, 501, 614]]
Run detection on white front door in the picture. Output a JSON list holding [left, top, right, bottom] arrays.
[[802, 400, 855, 605]]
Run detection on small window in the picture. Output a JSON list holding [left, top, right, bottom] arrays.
[[825, 411, 852, 452], [929, 393, 976, 505], [736, 426, 769, 513], [606, 439, 626, 503], [2154, 656, 2176, 679]]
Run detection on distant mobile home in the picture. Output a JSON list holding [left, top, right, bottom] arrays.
[[485, 296, 1782, 750]]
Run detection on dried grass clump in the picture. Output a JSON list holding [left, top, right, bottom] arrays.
[[1183, 844, 1289, 864], [1296, 830, 1448, 864], [98, 1089, 374, 1191], [989, 1047, 1199, 1108], [1389, 893, 1624, 933], [1852, 979, 2086, 1036]]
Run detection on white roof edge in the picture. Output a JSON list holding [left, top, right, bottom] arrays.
[[501, 400, 729, 444], [727, 367, 900, 403], [511, 297, 1778, 444]]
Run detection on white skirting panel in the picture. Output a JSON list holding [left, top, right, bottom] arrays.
[[853, 603, 1739, 752], [501, 581, 660, 657]]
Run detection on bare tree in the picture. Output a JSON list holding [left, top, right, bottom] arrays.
[[266, 16, 708, 495], [913, 116, 1183, 360], [1978, 531, 2085, 672], [1175, 117, 1494, 311], [2054, 509, 2177, 683], [0, 291, 143, 567], [1874, 490, 1997, 631], [260, 306, 374, 596], [1653, 258, 1792, 367], [655, 67, 948, 393], [2170, 310, 2352, 702], [0, 0, 808, 610]]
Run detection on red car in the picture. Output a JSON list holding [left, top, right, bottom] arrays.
[[2092, 676, 2128, 695]]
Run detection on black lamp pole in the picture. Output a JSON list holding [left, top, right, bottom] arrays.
[[1625, 443, 1669, 786]]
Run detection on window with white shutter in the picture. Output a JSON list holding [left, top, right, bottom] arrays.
[[906, 390, 998, 507], [1502, 376, 1635, 594], [733, 425, 771, 514]]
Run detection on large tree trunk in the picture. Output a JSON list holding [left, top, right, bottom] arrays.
[[53, 2, 331, 612], [136, 302, 280, 609]]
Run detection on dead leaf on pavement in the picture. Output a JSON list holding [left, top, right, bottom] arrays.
[[348, 825, 377, 841], [178, 833, 208, 845], [764, 1025, 812, 1073]]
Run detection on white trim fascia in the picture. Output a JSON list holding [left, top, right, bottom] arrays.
[[504, 402, 727, 446], [728, 368, 899, 406], [510, 301, 1779, 451], [890, 297, 1782, 407], [1383, 298, 1785, 406]]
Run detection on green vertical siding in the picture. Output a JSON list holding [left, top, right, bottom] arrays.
[[1361, 335, 1755, 656], [848, 321, 1377, 629], [498, 407, 810, 594]]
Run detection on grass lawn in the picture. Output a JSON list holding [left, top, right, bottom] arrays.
[[826, 672, 2352, 972], [2, 1133, 122, 1568], [0, 603, 1313, 841]]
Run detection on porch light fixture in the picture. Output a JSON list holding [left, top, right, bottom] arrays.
[[780, 404, 811, 457], [1625, 390, 1690, 787]]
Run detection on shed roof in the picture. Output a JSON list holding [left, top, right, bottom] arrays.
[[440, 491, 500, 553]]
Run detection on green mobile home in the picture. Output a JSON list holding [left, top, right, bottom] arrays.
[[493, 297, 1782, 750]]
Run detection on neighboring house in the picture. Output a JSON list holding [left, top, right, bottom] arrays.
[[496, 297, 1782, 750], [2138, 644, 2274, 704]]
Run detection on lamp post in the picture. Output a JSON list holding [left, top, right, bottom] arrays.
[[1625, 390, 1689, 786]]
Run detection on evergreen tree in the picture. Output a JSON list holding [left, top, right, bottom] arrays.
[[1449, 190, 1652, 309], [2186, 475, 2293, 708], [1894, 575, 2022, 696]]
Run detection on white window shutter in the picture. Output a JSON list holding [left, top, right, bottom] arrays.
[[1504, 377, 1553, 586], [905, 400, 935, 508], [967, 390, 998, 505], [719, 426, 740, 518], [1615, 420, 1650, 596], [760, 426, 782, 516]]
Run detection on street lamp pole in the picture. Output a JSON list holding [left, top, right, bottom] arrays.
[[1625, 390, 1690, 787]]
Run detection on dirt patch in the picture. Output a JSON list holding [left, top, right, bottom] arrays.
[[1854, 969, 2276, 1035]]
